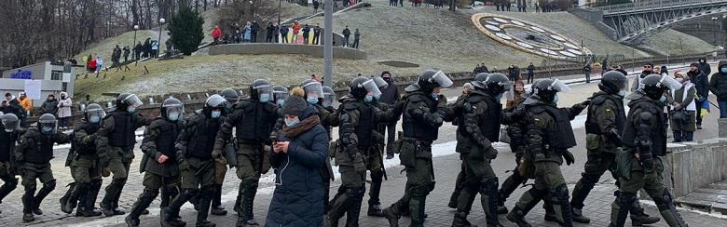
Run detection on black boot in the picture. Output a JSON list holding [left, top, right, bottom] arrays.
[[236, 180, 259, 226], [126, 189, 159, 227], [482, 178, 503, 227], [62, 182, 86, 214], [102, 178, 125, 217], [382, 204, 400, 227], [32, 180, 56, 215], [507, 187, 546, 227], [196, 186, 216, 227], [22, 187, 35, 222], [609, 192, 634, 227], [553, 185, 574, 227], [629, 199, 660, 225], [163, 189, 196, 227], [345, 189, 364, 227], [452, 211, 477, 227], [571, 173, 599, 224], [367, 171, 383, 217], [328, 188, 353, 227], [367, 201, 384, 217], [77, 191, 103, 217], [59, 183, 75, 214], [210, 184, 227, 216]]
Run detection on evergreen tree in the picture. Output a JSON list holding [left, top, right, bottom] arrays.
[[168, 6, 204, 56]]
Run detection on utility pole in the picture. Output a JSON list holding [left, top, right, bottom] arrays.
[[324, 0, 333, 87]]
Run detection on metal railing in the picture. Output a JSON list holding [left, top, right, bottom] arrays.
[[594, 0, 726, 14]]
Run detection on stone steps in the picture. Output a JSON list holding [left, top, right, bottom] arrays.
[[674, 180, 727, 215]]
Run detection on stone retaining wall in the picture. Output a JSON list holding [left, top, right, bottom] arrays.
[[660, 138, 727, 198], [208, 43, 368, 60]]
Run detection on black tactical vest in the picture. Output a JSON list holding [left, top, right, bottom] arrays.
[[0, 131, 17, 162], [529, 104, 577, 150], [108, 111, 137, 147], [187, 115, 221, 160], [622, 99, 667, 157], [25, 132, 55, 164], [402, 93, 439, 142], [585, 94, 626, 135], [73, 122, 101, 155], [154, 119, 182, 159], [457, 93, 502, 142], [353, 102, 374, 147], [235, 101, 276, 142]]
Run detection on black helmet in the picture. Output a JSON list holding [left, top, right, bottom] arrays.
[[599, 71, 628, 94], [640, 74, 682, 100], [272, 85, 290, 106], [474, 73, 490, 82], [115, 93, 143, 111], [302, 79, 325, 104], [219, 88, 240, 104], [203, 94, 228, 118], [84, 103, 106, 124], [532, 79, 571, 103], [472, 73, 512, 96], [161, 97, 184, 121], [249, 79, 273, 103], [349, 76, 381, 100], [37, 113, 58, 134], [1, 113, 19, 132], [415, 70, 453, 93]]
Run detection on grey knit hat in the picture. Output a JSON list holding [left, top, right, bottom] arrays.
[[282, 95, 307, 116]]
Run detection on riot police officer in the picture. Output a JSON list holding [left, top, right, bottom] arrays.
[[126, 97, 185, 227], [213, 79, 278, 227], [383, 70, 455, 227], [497, 84, 530, 215], [205, 88, 240, 216], [60, 103, 105, 217], [273, 85, 289, 107], [367, 75, 393, 217], [451, 73, 511, 227], [15, 114, 71, 222], [610, 74, 689, 227], [97, 93, 151, 216], [506, 79, 588, 227], [570, 71, 659, 225], [163, 95, 228, 227], [0, 113, 21, 213], [329, 76, 396, 226]]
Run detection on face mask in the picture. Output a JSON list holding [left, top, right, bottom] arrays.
[[618, 91, 627, 97], [211, 110, 222, 119], [553, 95, 559, 103], [89, 116, 101, 123], [307, 97, 319, 104], [364, 95, 373, 103], [276, 99, 285, 106], [721, 68, 727, 73], [127, 107, 136, 113], [168, 112, 180, 121], [659, 96, 667, 102], [285, 117, 300, 127], [4, 128, 13, 133], [431, 93, 439, 101], [42, 126, 54, 133], [259, 94, 271, 103]]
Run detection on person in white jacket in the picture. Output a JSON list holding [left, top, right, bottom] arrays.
[[669, 71, 697, 142], [57, 92, 73, 130]]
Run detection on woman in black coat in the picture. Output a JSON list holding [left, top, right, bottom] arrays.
[[266, 91, 329, 227]]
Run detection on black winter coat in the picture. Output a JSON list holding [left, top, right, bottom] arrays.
[[266, 106, 328, 227], [710, 61, 727, 101], [689, 70, 709, 99]]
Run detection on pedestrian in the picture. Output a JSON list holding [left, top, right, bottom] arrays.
[[632, 63, 655, 92], [15, 114, 71, 222], [379, 72, 400, 159], [313, 0, 320, 13], [212, 25, 223, 44], [1, 93, 21, 119], [526, 63, 535, 83], [143, 38, 152, 57], [690, 62, 709, 129], [313, 24, 322, 45], [87, 56, 97, 73], [280, 24, 289, 43], [609, 74, 689, 227], [569, 72, 660, 225], [450, 73, 510, 227], [342, 26, 351, 47], [122, 46, 130, 62], [40, 94, 59, 115], [266, 22, 275, 43], [152, 40, 160, 57], [273, 23, 280, 43], [251, 21, 260, 43], [400, 0, 404, 7], [57, 92, 72, 130], [292, 21, 301, 44], [506, 79, 588, 227], [611, 65, 628, 76], [213, 79, 278, 226], [0, 113, 20, 213], [96, 93, 151, 217], [507, 65, 519, 81], [383, 70, 455, 227], [112, 45, 122, 67], [710, 60, 727, 118], [353, 28, 361, 49], [162, 95, 226, 227], [661, 65, 669, 76], [584, 64, 592, 83], [506, 80, 525, 108], [59, 103, 105, 217], [302, 24, 311, 44], [125, 98, 186, 226], [134, 42, 143, 60], [266, 88, 329, 227], [18, 92, 32, 116], [244, 22, 252, 43], [96, 56, 104, 74], [669, 71, 697, 142]]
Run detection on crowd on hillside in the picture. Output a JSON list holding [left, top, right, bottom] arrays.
[[211, 22, 363, 49]]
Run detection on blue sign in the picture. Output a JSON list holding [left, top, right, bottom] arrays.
[[10, 70, 32, 79]]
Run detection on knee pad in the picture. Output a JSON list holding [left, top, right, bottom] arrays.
[[653, 189, 674, 211], [44, 179, 57, 190], [182, 188, 199, 198], [554, 184, 569, 200], [345, 187, 365, 199], [617, 192, 637, 205], [142, 188, 160, 199]]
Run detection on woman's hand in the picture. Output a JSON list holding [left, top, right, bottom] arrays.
[[274, 141, 290, 154]]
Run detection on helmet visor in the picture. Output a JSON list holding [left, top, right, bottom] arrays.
[[362, 79, 382, 98], [550, 79, 572, 93], [659, 75, 683, 91], [206, 95, 229, 109], [274, 90, 289, 103], [1, 117, 19, 132], [506, 85, 516, 101], [86, 108, 107, 120], [323, 86, 336, 107], [166, 105, 184, 118], [255, 84, 273, 101], [431, 70, 453, 88], [303, 81, 325, 100], [124, 94, 144, 108], [38, 118, 58, 134], [373, 76, 389, 89]]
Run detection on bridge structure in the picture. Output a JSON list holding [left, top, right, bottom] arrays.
[[573, 0, 727, 43]]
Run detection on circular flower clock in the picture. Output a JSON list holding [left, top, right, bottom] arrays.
[[472, 13, 592, 60]]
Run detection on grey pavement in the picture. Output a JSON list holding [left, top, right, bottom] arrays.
[[2, 64, 726, 227]]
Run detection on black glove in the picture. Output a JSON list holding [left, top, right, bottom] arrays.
[[606, 128, 623, 147], [425, 113, 443, 126], [563, 151, 575, 166], [484, 146, 498, 159]]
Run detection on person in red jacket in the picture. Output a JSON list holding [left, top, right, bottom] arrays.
[[292, 21, 301, 44], [88, 57, 97, 73], [212, 26, 222, 44]]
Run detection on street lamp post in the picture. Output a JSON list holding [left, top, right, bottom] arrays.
[[158, 18, 166, 58], [324, 0, 333, 87], [133, 25, 139, 66], [278, 0, 282, 26], [713, 17, 719, 46]]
